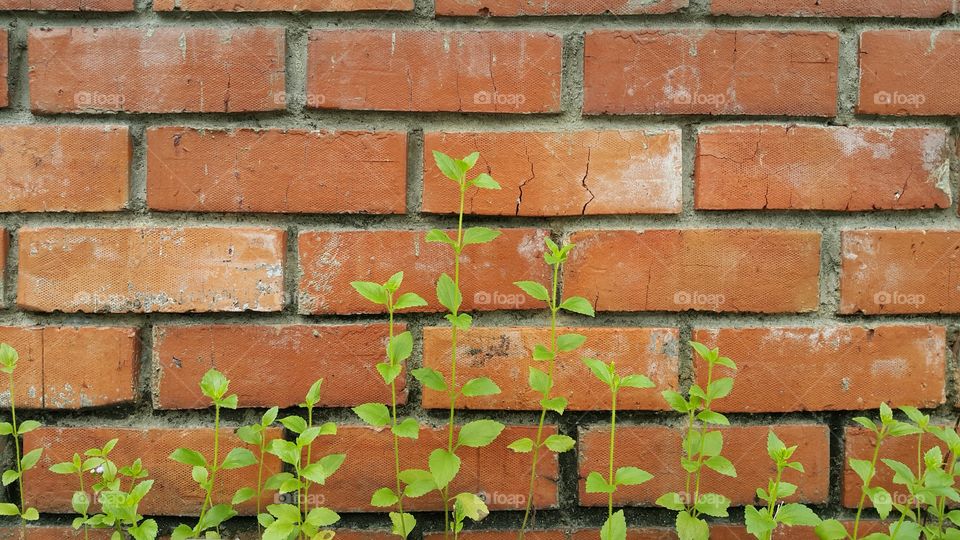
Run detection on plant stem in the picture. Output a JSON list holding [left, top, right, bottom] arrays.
[[196, 403, 221, 533], [518, 261, 560, 539], [761, 464, 783, 540], [607, 381, 618, 521], [78, 471, 89, 540], [443, 179, 468, 538], [852, 430, 885, 540], [256, 438, 265, 536], [690, 361, 715, 514], [8, 372, 24, 536], [387, 301, 408, 539], [304, 403, 315, 515]]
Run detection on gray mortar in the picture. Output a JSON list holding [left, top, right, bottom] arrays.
[[0, 0, 959, 536]]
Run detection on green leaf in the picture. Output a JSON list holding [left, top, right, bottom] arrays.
[[600, 510, 627, 540], [200, 368, 229, 401], [198, 503, 236, 531], [384, 271, 404, 292], [708, 377, 734, 400], [436, 273, 462, 313], [533, 345, 554, 362], [2, 470, 18, 486], [462, 151, 480, 169], [528, 367, 551, 395], [392, 418, 420, 440], [677, 510, 709, 540], [461, 377, 501, 397], [170, 448, 207, 468], [394, 292, 428, 311], [689, 341, 713, 361], [776, 503, 821, 526], [389, 512, 417, 539], [852, 417, 878, 433], [866, 486, 892, 519], [662, 390, 689, 413], [767, 431, 787, 459], [694, 493, 730, 517], [17, 420, 40, 435], [556, 333, 587, 353], [615, 466, 653, 486], [462, 227, 501, 246], [559, 296, 595, 316], [540, 396, 568, 414], [371, 488, 399, 508], [399, 469, 435, 498], [50, 461, 77, 475], [21, 507, 38, 521], [655, 492, 686, 511], [221, 447, 257, 470], [232, 487, 256, 505], [744, 505, 776, 538], [305, 507, 340, 528], [353, 403, 391, 428], [585, 472, 615, 494], [433, 150, 462, 182], [704, 455, 737, 477], [514, 281, 550, 302], [697, 410, 729, 425], [446, 313, 473, 330], [457, 420, 504, 448], [453, 492, 489, 522], [350, 281, 386, 305], [428, 449, 460, 490], [508, 438, 534, 453], [426, 229, 457, 246], [620, 374, 655, 389], [583, 358, 613, 387], [0, 503, 18, 516], [543, 434, 575, 452], [850, 458, 874, 484], [412, 368, 447, 392], [387, 332, 414, 364], [815, 519, 849, 540], [0, 423, 12, 435], [0, 344, 18, 373], [471, 173, 501, 190], [377, 362, 403, 385]]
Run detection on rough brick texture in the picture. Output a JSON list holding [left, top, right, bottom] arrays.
[[563, 229, 821, 313], [307, 30, 562, 113], [436, 0, 684, 16], [584, 30, 839, 116], [28, 27, 285, 113], [421, 326, 680, 410], [423, 130, 683, 215], [712, 0, 958, 17], [843, 427, 944, 508], [695, 125, 952, 211], [154, 0, 410, 11], [146, 128, 407, 213], [17, 227, 286, 313]]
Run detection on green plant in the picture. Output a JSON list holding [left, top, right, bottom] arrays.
[[581, 358, 655, 540], [51, 438, 158, 540], [0, 343, 41, 537], [237, 406, 280, 536], [261, 379, 344, 540], [170, 368, 258, 540], [410, 150, 505, 537], [350, 271, 427, 538], [510, 238, 595, 539], [744, 431, 820, 539], [656, 341, 738, 540]]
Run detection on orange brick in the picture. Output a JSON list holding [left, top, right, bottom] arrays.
[[584, 30, 838, 116], [695, 125, 952, 211], [563, 229, 821, 313], [23, 427, 283, 516], [421, 327, 679, 410], [297, 229, 550, 314], [436, 0, 684, 15], [153, 324, 406, 409], [712, 0, 957, 17], [843, 427, 945, 508], [693, 325, 946, 412], [154, 0, 409, 11], [146, 128, 407, 214], [578, 424, 830, 506], [29, 28, 285, 113], [841, 230, 960, 314], [423, 130, 682, 216], [306, 30, 562, 113], [17, 227, 286, 313]]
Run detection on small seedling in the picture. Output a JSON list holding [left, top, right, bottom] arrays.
[[744, 431, 821, 540], [511, 238, 595, 539], [411, 150, 504, 537], [262, 379, 344, 540], [51, 438, 158, 540], [170, 369, 257, 540], [657, 341, 738, 540], [237, 406, 280, 536], [351, 271, 427, 538], [582, 358, 655, 540], [0, 343, 41, 536]]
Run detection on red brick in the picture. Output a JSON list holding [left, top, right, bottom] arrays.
[[0, 326, 139, 409], [17, 227, 286, 313], [153, 324, 406, 409], [436, 0, 684, 16], [841, 230, 960, 314], [298, 228, 550, 314], [570, 523, 889, 540], [578, 424, 830, 506], [421, 326, 679, 411], [859, 30, 960, 116], [28, 27, 285, 113], [843, 427, 945, 508], [695, 125, 952, 211], [307, 425, 557, 511], [428, 533, 566, 540], [584, 30, 838, 116], [306, 30, 562, 113], [422, 130, 682, 216], [563, 229, 821, 313], [154, 0, 409, 11], [146, 128, 407, 214], [23, 427, 283, 516], [693, 325, 946, 413], [712, 0, 956, 17], [0, 125, 130, 212]]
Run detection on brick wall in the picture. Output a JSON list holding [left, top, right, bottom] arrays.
[[0, 0, 957, 536]]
